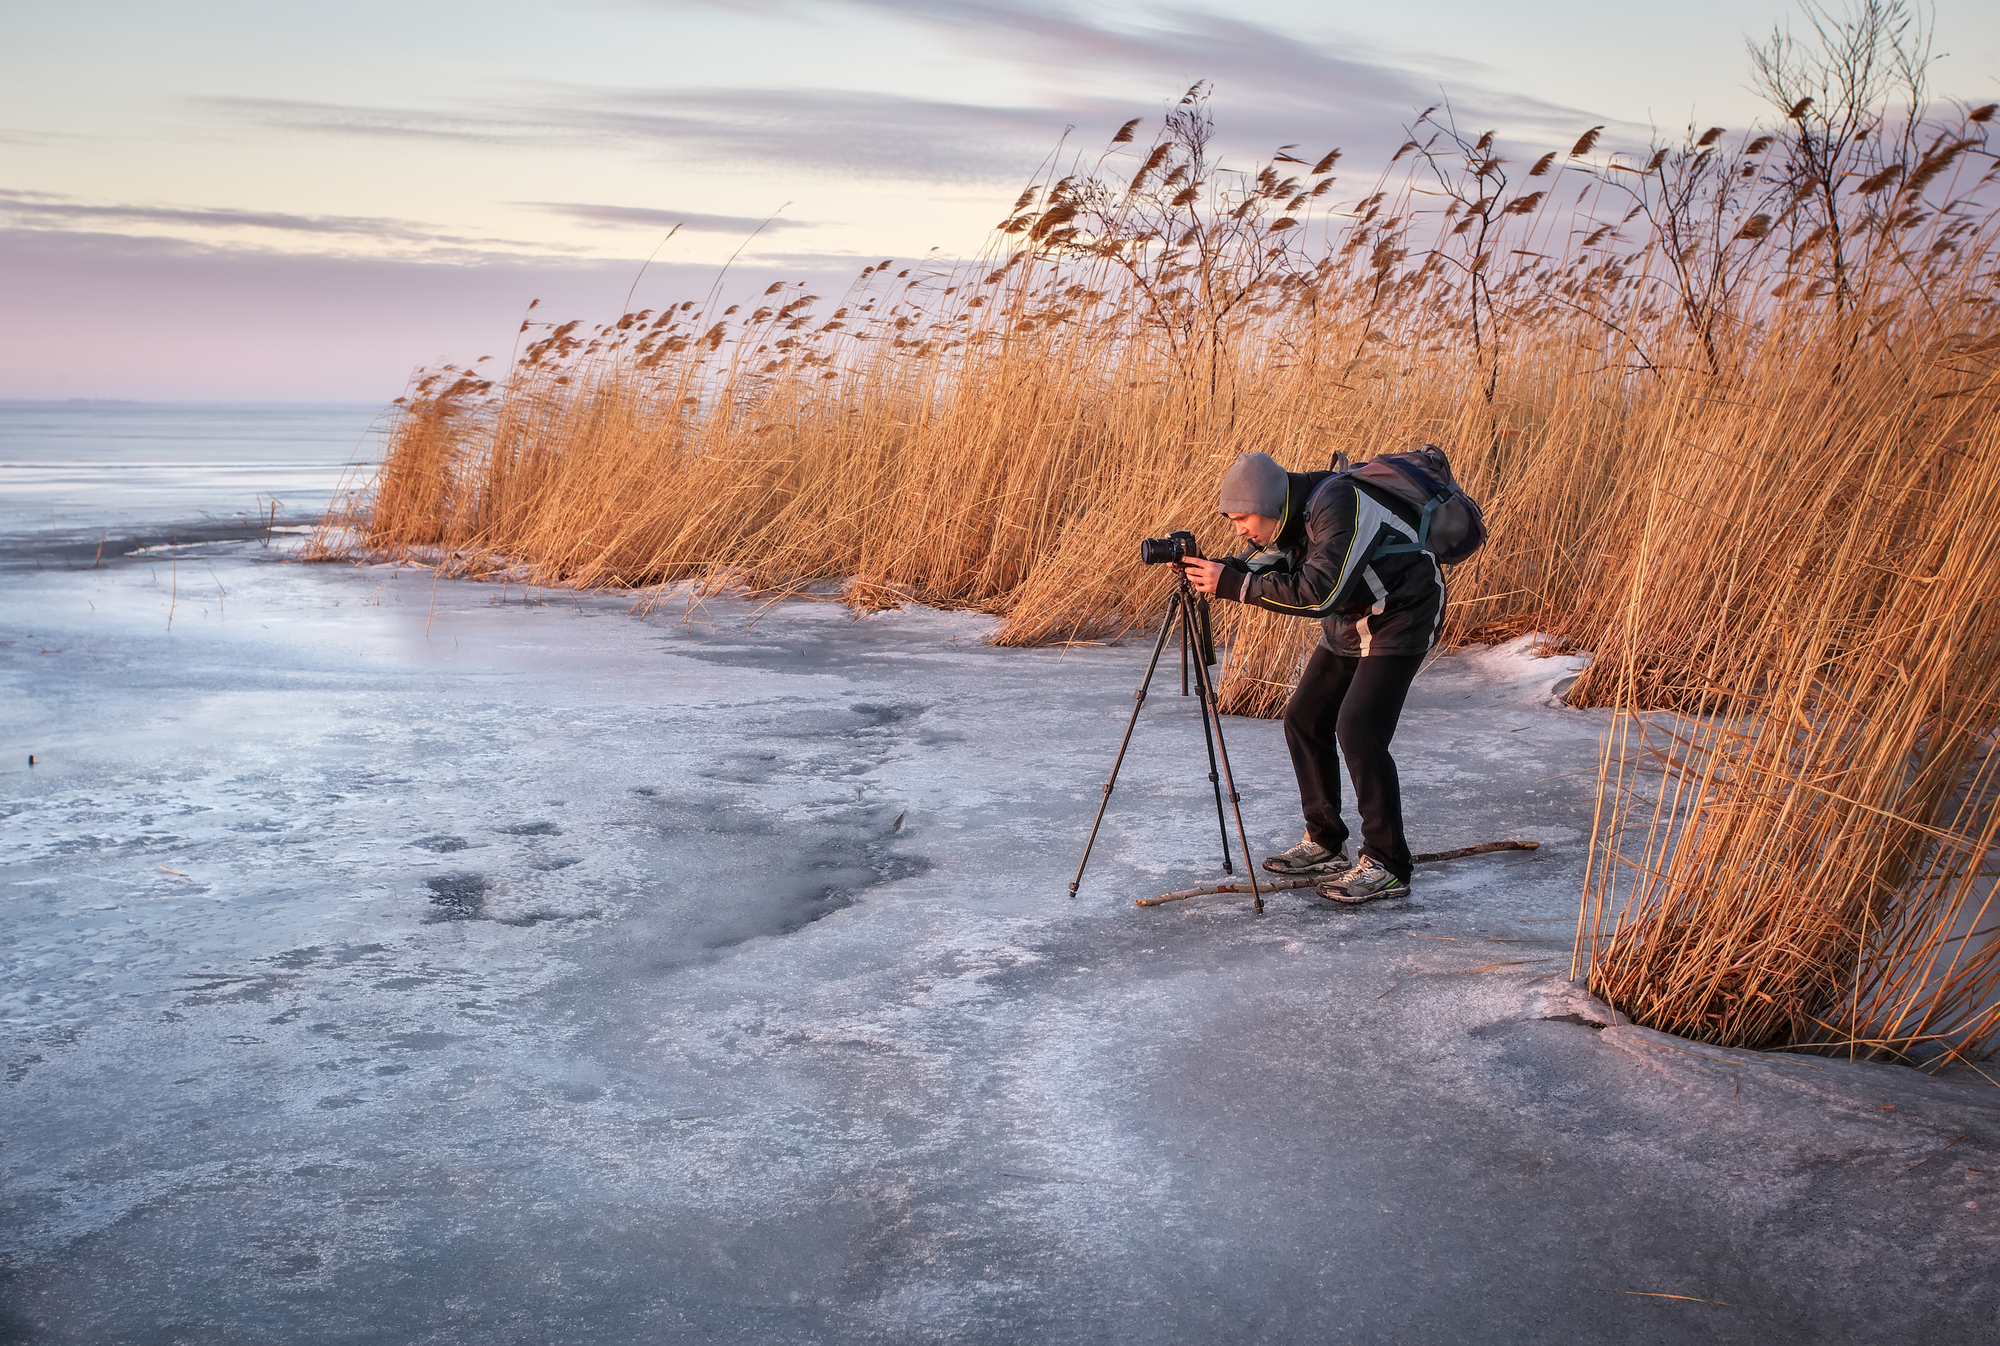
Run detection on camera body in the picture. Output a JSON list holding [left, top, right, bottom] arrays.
[[1139, 529, 1201, 566]]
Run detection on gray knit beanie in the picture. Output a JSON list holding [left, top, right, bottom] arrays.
[[1218, 451, 1288, 517]]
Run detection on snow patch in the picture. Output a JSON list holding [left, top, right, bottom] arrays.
[[1427, 632, 1592, 707]]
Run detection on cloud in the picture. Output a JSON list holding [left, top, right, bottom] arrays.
[[574, 87, 1089, 183], [0, 188, 565, 258], [521, 202, 816, 234], [199, 1, 1633, 199], [196, 97, 565, 148], [839, 0, 1458, 103], [203, 88, 1088, 186], [0, 188, 438, 241], [677, 0, 1626, 158]]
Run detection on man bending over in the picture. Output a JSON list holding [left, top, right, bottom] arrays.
[[1178, 451, 1443, 904]]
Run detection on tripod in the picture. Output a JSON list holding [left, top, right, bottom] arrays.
[[1068, 570, 1263, 912]]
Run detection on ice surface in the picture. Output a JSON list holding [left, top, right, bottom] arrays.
[[3, 543, 1995, 1344], [0, 403, 382, 548]]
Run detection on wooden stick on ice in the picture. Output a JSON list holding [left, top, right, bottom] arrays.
[[1136, 840, 1540, 907]]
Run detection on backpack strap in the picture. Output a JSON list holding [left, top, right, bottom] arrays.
[[1369, 496, 1443, 556], [1350, 468, 1439, 558]]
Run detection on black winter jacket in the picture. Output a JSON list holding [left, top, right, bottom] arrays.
[[1213, 469, 1447, 657]]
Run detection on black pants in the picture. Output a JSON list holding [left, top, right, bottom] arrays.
[[1282, 647, 1424, 881]]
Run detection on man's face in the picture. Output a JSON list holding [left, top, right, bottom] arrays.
[[1225, 512, 1282, 548]]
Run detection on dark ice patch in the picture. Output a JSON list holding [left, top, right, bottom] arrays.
[[420, 872, 582, 928], [269, 1250, 327, 1277], [874, 853, 930, 883], [701, 752, 783, 784], [649, 805, 776, 842], [496, 821, 561, 836], [848, 701, 923, 727], [385, 1031, 461, 1051], [601, 797, 931, 972], [697, 806, 934, 948], [771, 883, 860, 938], [0, 516, 318, 565], [178, 973, 300, 1005], [785, 701, 928, 740], [1542, 1012, 1609, 1031], [413, 834, 472, 853], [424, 873, 491, 921], [530, 856, 582, 872]]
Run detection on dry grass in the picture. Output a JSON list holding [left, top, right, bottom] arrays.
[[313, 73, 2000, 1064], [1578, 333, 2000, 1071]]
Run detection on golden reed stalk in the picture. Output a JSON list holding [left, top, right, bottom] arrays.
[[313, 85, 2000, 1069]]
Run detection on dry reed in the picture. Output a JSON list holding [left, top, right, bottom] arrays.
[[314, 32, 2000, 1065]]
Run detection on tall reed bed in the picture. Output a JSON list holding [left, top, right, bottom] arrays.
[[1576, 297, 2000, 1070], [316, 22, 2000, 1065]]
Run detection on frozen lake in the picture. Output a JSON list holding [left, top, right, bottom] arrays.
[[0, 402, 382, 549], [2, 418, 1996, 1342]]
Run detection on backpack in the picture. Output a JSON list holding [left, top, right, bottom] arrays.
[[1331, 444, 1487, 565]]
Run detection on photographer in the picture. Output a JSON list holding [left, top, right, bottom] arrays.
[[1178, 451, 1443, 904]]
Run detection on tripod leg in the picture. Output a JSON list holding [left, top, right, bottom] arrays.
[[1179, 594, 1233, 874], [1067, 590, 1183, 898], [1186, 608, 1264, 913]]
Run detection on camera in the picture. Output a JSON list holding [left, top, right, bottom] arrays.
[[1139, 530, 1201, 566]]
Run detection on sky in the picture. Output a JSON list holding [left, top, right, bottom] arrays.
[[3, 0, 1996, 401]]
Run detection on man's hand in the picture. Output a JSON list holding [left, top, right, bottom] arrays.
[[1178, 557, 1225, 597]]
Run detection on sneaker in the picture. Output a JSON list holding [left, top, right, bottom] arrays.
[[1317, 856, 1411, 904], [1263, 835, 1352, 877]]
